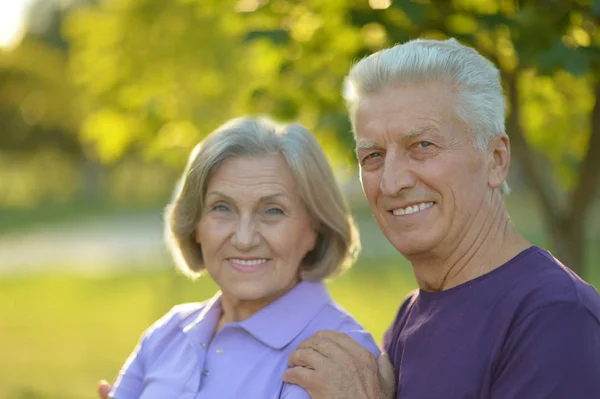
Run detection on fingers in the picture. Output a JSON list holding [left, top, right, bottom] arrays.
[[295, 332, 341, 359], [282, 365, 318, 391], [307, 330, 376, 364], [284, 332, 388, 399], [288, 346, 331, 371], [97, 380, 112, 399], [378, 352, 397, 399]]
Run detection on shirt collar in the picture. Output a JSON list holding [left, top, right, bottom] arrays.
[[181, 281, 332, 350], [237, 280, 331, 349], [181, 291, 222, 341]]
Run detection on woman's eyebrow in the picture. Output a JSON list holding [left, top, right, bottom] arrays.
[[205, 191, 289, 202], [259, 193, 288, 202], [205, 190, 233, 201]]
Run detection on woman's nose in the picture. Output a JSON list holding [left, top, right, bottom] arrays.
[[231, 214, 260, 250]]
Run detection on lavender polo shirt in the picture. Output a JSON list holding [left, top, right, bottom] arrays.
[[110, 280, 380, 399]]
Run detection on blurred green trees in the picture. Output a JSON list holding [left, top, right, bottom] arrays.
[[1, 0, 599, 275], [0, 3, 84, 207]]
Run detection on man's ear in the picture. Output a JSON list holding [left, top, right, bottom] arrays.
[[487, 134, 510, 190]]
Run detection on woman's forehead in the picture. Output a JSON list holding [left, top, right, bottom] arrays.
[[206, 155, 299, 199]]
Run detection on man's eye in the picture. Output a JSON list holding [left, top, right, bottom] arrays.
[[418, 141, 433, 148], [363, 152, 381, 162]]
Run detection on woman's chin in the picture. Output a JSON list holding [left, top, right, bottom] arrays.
[[222, 284, 276, 302], [221, 281, 296, 304]]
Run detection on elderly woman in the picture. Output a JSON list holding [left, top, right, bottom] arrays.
[[106, 117, 379, 399]]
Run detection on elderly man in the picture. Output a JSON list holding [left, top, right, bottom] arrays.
[[281, 38, 600, 398]]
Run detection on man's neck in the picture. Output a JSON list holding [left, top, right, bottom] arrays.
[[409, 201, 530, 292]]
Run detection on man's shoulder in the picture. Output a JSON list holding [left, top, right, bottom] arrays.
[[506, 246, 600, 323], [392, 289, 420, 318]]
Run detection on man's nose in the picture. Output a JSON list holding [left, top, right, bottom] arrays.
[[380, 151, 416, 196]]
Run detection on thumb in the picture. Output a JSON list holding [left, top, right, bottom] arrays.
[[377, 352, 396, 399], [97, 380, 112, 399]]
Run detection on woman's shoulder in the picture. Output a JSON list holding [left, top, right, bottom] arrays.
[[303, 300, 381, 357], [140, 301, 210, 342]]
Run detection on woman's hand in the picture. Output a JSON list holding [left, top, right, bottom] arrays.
[[97, 380, 112, 399]]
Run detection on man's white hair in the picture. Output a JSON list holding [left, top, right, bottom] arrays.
[[343, 38, 509, 193]]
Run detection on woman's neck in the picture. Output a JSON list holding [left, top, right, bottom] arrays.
[[216, 277, 300, 331]]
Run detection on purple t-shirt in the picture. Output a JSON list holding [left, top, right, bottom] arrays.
[[384, 246, 600, 398]]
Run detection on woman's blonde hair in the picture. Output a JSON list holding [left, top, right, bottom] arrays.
[[164, 116, 360, 281]]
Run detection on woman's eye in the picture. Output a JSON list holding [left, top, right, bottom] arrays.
[[213, 204, 230, 212], [265, 207, 284, 216], [418, 141, 433, 148]]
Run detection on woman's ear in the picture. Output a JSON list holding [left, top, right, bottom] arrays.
[[195, 226, 201, 245], [487, 134, 510, 190]]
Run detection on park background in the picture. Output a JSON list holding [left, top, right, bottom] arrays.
[[1, 0, 600, 398]]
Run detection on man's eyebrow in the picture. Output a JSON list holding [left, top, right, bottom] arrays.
[[356, 142, 379, 151], [404, 125, 439, 140], [355, 126, 439, 152]]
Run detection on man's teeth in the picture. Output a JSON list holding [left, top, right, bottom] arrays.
[[392, 202, 434, 216], [230, 258, 268, 265]]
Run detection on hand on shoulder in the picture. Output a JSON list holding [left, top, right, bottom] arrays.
[[283, 330, 396, 399]]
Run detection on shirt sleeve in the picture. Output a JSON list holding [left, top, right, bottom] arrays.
[[279, 382, 312, 399], [344, 329, 381, 358], [108, 332, 147, 399], [383, 291, 416, 355], [491, 301, 600, 399]]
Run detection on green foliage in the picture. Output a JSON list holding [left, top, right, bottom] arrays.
[[65, 0, 600, 187], [66, 0, 248, 165], [520, 71, 594, 189], [0, 36, 80, 151]]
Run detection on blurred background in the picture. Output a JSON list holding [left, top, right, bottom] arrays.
[[1, 0, 599, 398]]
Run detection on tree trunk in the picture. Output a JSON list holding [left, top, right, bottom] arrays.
[[548, 217, 585, 276], [80, 156, 106, 203], [563, 81, 600, 277], [505, 72, 590, 276]]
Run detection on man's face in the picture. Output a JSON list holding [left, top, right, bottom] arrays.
[[354, 82, 493, 258]]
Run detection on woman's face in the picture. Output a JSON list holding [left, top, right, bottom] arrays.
[[196, 155, 317, 302]]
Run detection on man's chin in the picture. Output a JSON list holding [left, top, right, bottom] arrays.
[[389, 238, 438, 260]]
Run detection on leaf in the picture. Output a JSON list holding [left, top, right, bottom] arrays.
[[478, 13, 513, 30], [564, 48, 590, 76], [537, 39, 569, 74], [395, 0, 427, 25], [446, 13, 479, 35], [594, 0, 600, 17], [244, 29, 291, 46], [537, 40, 591, 76]]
